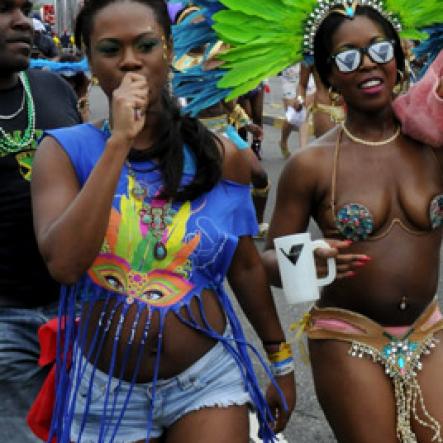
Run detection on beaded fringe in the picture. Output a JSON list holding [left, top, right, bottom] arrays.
[[349, 336, 442, 442]]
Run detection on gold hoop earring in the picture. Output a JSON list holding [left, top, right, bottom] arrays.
[[161, 36, 168, 62], [393, 69, 407, 95], [328, 86, 341, 105]]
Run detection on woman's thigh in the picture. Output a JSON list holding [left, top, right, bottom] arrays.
[[309, 338, 398, 443], [413, 330, 443, 442], [165, 404, 249, 443]]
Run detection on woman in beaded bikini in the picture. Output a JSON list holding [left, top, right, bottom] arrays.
[[29, 0, 295, 441], [260, 4, 443, 443]]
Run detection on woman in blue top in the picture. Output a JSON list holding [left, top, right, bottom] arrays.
[[30, 0, 295, 441]]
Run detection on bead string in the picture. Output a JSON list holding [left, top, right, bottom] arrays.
[[0, 76, 25, 120], [125, 160, 175, 261], [0, 72, 36, 154]]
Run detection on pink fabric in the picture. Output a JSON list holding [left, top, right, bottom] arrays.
[[393, 50, 443, 148], [312, 306, 443, 338], [313, 319, 364, 334]]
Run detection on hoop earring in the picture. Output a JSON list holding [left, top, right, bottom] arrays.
[[161, 36, 168, 62], [328, 86, 341, 106], [77, 75, 96, 122], [393, 69, 407, 95]]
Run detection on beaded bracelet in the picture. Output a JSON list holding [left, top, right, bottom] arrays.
[[251, 180, 271, 198], [266, 342, 295, 377]]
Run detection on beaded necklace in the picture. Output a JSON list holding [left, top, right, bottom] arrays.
[[102, 119, 175, 260], [125, 160, 176, 260], [0, 72, 36, 154]]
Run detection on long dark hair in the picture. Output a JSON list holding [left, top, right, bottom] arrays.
[[75, 0, 223, 201], [314, 5, 405, 88]]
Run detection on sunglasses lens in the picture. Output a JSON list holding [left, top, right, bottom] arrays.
[[368, 41, 394, 64], [334, 49, 361, 72]]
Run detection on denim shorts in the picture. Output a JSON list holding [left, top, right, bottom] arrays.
[[70, 337, 251, 442]]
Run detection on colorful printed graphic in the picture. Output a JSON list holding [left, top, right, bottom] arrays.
[[9, 129, 44, 181], [88, 176, 200, 307]]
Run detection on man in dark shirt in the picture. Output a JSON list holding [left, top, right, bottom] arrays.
[[0, 1, 80, 441], [32, 29, 57, 58]]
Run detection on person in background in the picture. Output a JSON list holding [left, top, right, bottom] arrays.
[[172, 4, 272, 240], [279, 63, 315, 158], [32, 18, 57, 58], [237, 83, 265, 160], [60, 29, 71, 49], [57, 53, 91, 122], [0, 0, 81, 442]]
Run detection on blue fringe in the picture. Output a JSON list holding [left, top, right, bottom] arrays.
[[50, 278, 283, 443]]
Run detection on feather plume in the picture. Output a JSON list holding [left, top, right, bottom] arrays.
[[172, 0, 443, 114]]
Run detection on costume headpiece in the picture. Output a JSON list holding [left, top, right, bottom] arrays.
[[169, 0, 443, 115], [303, 0, 401, 55]]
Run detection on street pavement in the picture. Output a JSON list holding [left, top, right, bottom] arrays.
[[89, 79, 443, 443]]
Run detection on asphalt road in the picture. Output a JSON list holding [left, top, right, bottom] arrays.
[[89, 84, 443, 443]]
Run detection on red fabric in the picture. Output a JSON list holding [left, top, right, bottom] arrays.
[[27, 318, 59, 442], [27, 365, 57, 442], [393, 50, 443, 148], [27, 317, 78, 443]]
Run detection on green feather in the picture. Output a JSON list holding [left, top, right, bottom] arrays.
[[220, 0, 289, 22], [209, 0, 443, 101]]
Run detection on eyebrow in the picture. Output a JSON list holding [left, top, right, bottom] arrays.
[[96, 30, 159, 43]]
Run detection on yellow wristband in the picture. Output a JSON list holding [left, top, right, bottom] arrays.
[[267, 342, 293, 364]]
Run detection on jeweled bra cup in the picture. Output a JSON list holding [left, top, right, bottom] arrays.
[[329, 128, 443, 241]]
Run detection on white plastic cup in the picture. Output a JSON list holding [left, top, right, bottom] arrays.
[[274, 233, 336, 304]]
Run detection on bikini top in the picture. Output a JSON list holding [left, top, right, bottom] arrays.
[[329, 129, 443, 242]]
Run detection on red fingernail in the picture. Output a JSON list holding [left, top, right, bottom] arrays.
[[343, 240, 353, 245], [361, 256, 372, 262], [354, 261, 366, 267], [346, 271, 356, 278]]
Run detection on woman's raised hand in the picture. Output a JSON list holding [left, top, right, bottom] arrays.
[[314, 239, 371, 279], [111, 72, 149, 145]]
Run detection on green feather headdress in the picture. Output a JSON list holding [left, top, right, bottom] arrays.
[[171, 0, 443, 110]]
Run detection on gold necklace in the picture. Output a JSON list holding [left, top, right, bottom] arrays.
[[341, 123, 401, 146]]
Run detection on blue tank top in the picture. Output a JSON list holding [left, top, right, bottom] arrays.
[[44, 123, 281, 442]]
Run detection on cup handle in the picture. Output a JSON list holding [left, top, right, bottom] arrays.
[[312, 239, 336, 287]]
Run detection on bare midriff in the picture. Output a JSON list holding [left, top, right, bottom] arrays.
[[318, 224, 442, 325], [83, 288, 226, 383]]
